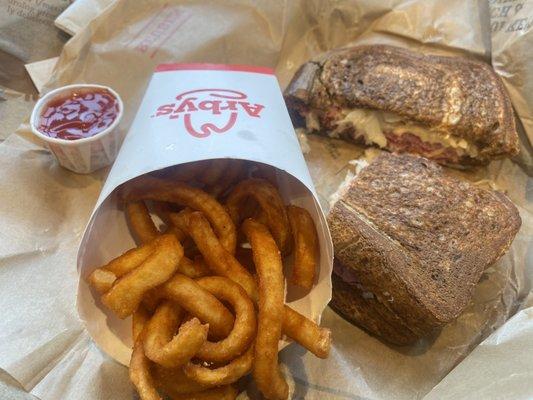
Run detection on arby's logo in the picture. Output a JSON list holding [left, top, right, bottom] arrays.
[[152, 89, 265, 138]]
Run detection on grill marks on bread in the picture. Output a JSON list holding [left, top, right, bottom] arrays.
[[285, 45, 519, 164], [328, 153, 521, 343]]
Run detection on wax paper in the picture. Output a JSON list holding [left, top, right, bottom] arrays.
[[0, 1, 531, 399]]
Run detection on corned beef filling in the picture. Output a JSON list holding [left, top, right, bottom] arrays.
[[293, 106, 478, 164], [385, 132, 462, 164], [333, 260, 375, 299]]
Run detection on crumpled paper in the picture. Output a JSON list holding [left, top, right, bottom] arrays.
[[0, 1, 531, 399], [0, 88, 38, 141], [24, 57, 59, 93], [0, 0, 69, 93], [490, 0, 533, 173], [54, 0, 115, 36]]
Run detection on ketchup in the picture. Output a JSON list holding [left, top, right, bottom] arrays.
[[38, 88, 120, 140]]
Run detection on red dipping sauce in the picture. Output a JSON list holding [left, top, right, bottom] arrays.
[[38, 88, 120, 140]]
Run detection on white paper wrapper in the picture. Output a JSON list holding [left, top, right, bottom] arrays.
[[54, 0, 115, 36], [0, 1, 531, 399], [24, 57, 59, 93], [77, 63, 333, 365]]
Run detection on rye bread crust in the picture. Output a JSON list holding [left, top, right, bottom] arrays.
[[328, 153, 521, 339], [285, 45, 519, 164], [330, 271, 419, 346], [329, 201, 443, 335]]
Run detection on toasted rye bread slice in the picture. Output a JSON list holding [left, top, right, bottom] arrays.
[[328, 153, 521, 339], [330, 271, 419, 346], [285, 45, 519, 164]]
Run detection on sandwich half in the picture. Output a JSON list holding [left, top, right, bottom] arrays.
[[328, 153, 521, 345], [285, 45, 519, 166]]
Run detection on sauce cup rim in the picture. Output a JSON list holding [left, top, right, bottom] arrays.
[[30, 83, 124, 146]]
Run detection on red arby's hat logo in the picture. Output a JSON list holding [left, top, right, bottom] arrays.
[[152, 89, 265, 138]]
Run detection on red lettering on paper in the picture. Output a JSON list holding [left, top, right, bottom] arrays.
[[152, 88, 265, 138]]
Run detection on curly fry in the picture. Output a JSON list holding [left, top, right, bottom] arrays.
[[242, 219, 288, 400], [101, 235, 182, 318], [198, 159, 229, 186], [154, 365, 238, 400], [282, 306, 331, 359], [126, 201, 159, 244], [183, 343, 254, 386], [162, 274, 234, 339], [287, 205, 319, 290], [130, 319, 161, 400], [144, 301, 208, 368], [186, 212, 257, 300], [168, 385, 238, 400], [122, 176, 236, 254], [208, 159, 245, 198], [226, 178, 290, 254], [195, 276, 256, 363]]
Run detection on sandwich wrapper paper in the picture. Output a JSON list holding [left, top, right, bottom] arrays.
[[0, 0, 69, 94], [490, 0, 533, 173], [54, 0, 115, 36], [0, 0, 532, 399]]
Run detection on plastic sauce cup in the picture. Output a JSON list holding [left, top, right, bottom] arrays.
[[30, 84, 124, 174]]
